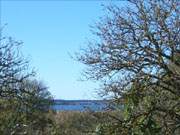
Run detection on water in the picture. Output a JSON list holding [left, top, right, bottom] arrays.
[[51, 100, 109, 111]]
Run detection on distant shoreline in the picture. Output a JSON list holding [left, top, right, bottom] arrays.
[[51, 99, 110, 111]]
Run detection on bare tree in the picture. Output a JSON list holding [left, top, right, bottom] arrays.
[[77, 0, 180, 134], [0, 36, 33, 98], [0, 35, 53, 134]]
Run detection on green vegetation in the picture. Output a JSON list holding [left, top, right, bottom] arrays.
[[77, 0, 180, 134], [52, 111, 98, 135], [1, 0, 180, 134], [0, 36, 53, 134], [44, 110, 123, 135]]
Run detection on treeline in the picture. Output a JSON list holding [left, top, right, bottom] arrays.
[[0, 36, 54, 134], [1, 0, 180, 134], [76, 0, 180, 134], [43, 110, 124, 135]]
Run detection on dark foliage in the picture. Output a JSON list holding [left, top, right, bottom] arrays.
[[77, 0, 180, 134]]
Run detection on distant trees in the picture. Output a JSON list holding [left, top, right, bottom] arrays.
[[77, 0, 180, 134], [51, 111, 121, 135], [52, 111, 98, 135], [0, 35, 53, 134]]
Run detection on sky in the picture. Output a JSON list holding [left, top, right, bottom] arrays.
[[1, 0, 124, 100]]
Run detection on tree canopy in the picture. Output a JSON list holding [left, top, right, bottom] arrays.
[[0, 34, 53, 134], [77, 0, 180, 134]]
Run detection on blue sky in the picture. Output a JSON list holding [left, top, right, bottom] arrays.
[[1, 1, 124, 100]]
